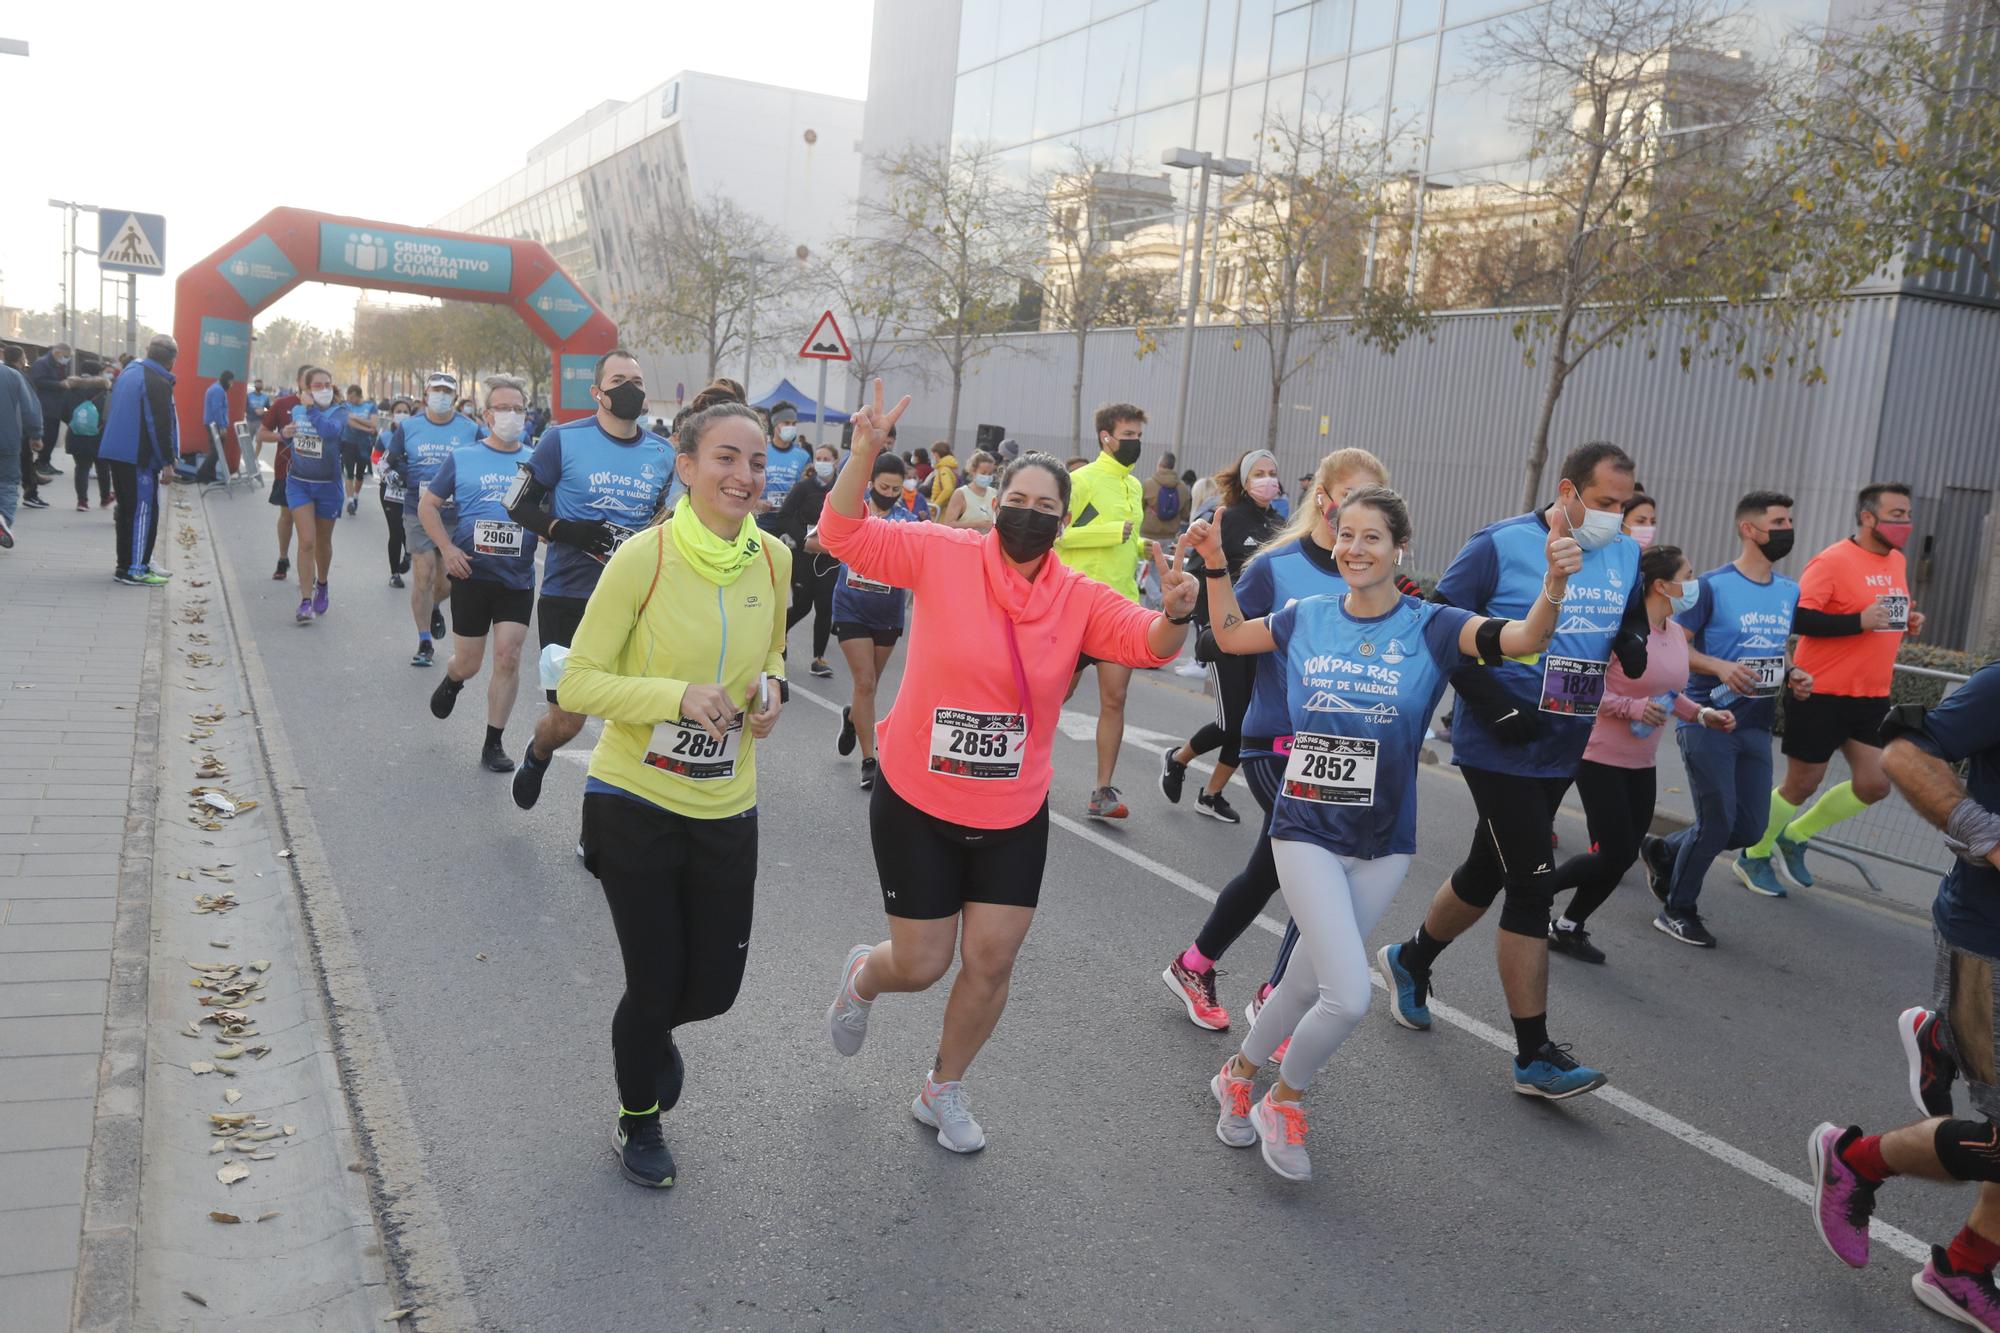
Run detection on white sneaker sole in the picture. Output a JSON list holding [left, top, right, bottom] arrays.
[[1193, 800, 1239, 824], [1374, 946, 1429, 1031], [1209, 1073, 1257, 1148], [828, 947, 872, 1057], [1733, 858, 1785, 897], [910, 1094, 985, 1153], [1899, 1007, 1939, 1119], [1772, 842, 1815, 891], [1910, 1269, 1990, 1329], [1161, 966, 1229, 1031], [1251, 1105, 1310, 1181], [1806, 1122, 1866, 1269]]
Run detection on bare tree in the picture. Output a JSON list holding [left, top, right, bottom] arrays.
[[623, 193, 797, 383], [860, 142, 1032, 449]]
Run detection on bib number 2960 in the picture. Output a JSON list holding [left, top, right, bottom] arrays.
[[929, 707, 1026, 781]]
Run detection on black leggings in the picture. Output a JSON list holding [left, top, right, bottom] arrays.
[[1550, 759, 1656, 926], [1450, 766, 1575, 938], [1193, 750, 1285, 961], [1184, 649, 1256, 769], [381, 493, 408, 574], [71, 441, 112, 504], [581, 792, 758, 1113], [787, 554, 838, 659]]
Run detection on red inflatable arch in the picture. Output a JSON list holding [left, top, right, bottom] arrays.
[[172, 206, 618, 472]]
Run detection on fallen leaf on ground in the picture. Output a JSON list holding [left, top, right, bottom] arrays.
[[249, 960, 271, 972], [212, 1044, 245, 1060], [382, 1311, 414, 1323], [189, 1061, 215, 1075], [182, 1291, 207, 1307], [277, 849, 292, 858], [217, 1162, 249, 1185], [209, 1112, 252, 1126], [476, 953, 487, 961], [209, 1211, 241, 1224], [282, 1125, 296, 1136], [208, 1142, 226, 1155], [257, 1211, 279, 1222], [223, 1089, 241, 1105]]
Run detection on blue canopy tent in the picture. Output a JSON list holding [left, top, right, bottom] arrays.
[[752, 377, 850, 425]]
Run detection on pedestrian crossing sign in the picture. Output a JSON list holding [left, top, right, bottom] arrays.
[[99, 210, 167, 275]]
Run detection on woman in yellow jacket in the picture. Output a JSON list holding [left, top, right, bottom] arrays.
[[556, 400, 791, 1190], [927, 440, 958, 511]]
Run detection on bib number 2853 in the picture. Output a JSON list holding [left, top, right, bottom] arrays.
[[1282, 733, 1378, 806], [929, 708, 1026, 781]]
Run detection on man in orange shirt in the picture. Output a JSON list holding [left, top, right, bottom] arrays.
[[1740, 483, 1924, 894]]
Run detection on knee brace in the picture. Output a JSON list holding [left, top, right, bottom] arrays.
[[1934, 1118, 2000, 1182], [1497, 874, 1558, 937]]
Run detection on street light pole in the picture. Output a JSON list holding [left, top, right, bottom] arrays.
[[1161, 150, 1249, 463], [47, 199, 99, 350]]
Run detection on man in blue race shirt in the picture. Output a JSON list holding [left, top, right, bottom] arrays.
[[503, 347, 673, 812], [385, 371, 482, 666], [418, 375, 537, 775], [341, 384, 379, 516], [278, 367, 353, 622], [757, 400, 808, 531], [1640, 491, 1810, 945], [1378, 442, 1649, 1100]]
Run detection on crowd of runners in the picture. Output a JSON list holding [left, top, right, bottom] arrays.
[[220, 349, 2000, 1328]]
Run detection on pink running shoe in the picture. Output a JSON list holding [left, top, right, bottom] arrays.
[[1809, 1122, 1879, 1269], [1914, 1245, 2000, 1331]]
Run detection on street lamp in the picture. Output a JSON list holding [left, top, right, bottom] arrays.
[[48, 199, 99, 350], [1161, 149, 1250, 462]]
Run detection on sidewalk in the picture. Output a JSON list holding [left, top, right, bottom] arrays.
[[0, 497, 161, 1329]]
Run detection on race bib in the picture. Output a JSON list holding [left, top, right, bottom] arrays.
[[1877, 593, 1910, 632], [846, 571, 892, 595], [292, 432, 322, 459], [474, 519, 524, 556], [590, 521, 642, 565], [382, 473, 406, 504], [1282, 733, 1378, 806], [644, 715, 742, 781], [928, 707, 1027, 781], [1539, 654, 1608, 716], [1744, 655, 1786, 699]]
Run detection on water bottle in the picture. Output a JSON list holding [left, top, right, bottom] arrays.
[[1630, 692, 1675, 738], [1711, 684, 1739, 708]]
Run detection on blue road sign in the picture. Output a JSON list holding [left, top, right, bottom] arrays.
[[99, 210, 167, 276]]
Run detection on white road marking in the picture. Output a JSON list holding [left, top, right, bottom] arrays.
[[792, 680, 1930, 1263]]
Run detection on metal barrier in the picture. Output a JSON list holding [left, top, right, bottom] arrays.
[[1809, 663, 1969, 889]]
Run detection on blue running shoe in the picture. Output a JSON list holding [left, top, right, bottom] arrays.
[[1512, 1043, 1609, 1100], [1732, 851, 1787, 898], [1375, 942, 1432, 1031], [1774, 832, 1815, 890]]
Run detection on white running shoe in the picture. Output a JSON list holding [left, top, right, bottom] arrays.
[[1252, 1091, 1311, 1181], [827, 945, 874, 1057], [912, 1073, 986, 1153], [1211, 1060, 1257, 1148]]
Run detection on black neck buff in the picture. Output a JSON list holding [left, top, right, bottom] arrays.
[[996, 505, 1061, 562]]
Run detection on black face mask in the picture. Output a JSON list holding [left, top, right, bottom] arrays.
[[995, 504, 1062, 562], [1755, 528, 1795, 562], [1109, 436, 1142, 468], [600, 380, 646, 422], [869, 488, 898, 510]]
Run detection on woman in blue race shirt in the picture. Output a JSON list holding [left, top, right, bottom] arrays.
[[1186, 486, 1580, 1183], [831, 452, 924, 791]]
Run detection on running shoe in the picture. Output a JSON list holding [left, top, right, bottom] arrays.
[[1086, 786, 1128, 819], [1242, 992, 1290, 1063], [346, 497, 359, 516], [312, 581, 329, 616], [35, 462, 58, 479], [613, 1116, 676, 1189], [1162, 957, 1230, 1031], [145, 564, 172, 579], [1376, 942, 1432, 1031], [1196, 790, 1242, 824], [1640, 834, 1673, 904], [1652, 910, 1716, 948], [1774, 832, 1816, 890], [512, 747, 548, 810], [133, 571, 170, 587], [113, 571, 144, 586], [431, 607, 446, 638], [809, 657, 833, 679], [430, 676, 460, 719], [75, 500, 89, 513], [295, 599, 314, 625], [827, 944, 874, 1056], [1900, 1006, 1958, 1119], [411, 641, 435, 668], [0, 511, 12, 549], [273, 557, 289, 580], [1914, 1245, 2000, 1331], [1547, 919, 1607, 964], [389, 572, 406, 589], [1511, 1043, 1609, 1100], [912, 1074, 985, 1154], [1732, 851, 1787, 898], [1159, 746, 1187, 804], [1173, 659, 1207, 679], [20, 494, 48, 509], [837, 706, 857, 756], [1808, 1123, 1877, 1268], [1251, 1092, 1311, 1181], [1210, 1060, 1257, 1148], [859, 757, 877, 792], [481, 741, 516, 774]]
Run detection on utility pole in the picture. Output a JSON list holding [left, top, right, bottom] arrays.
[[1160, 150, 1250, 461], [47, 199, 99, 349]]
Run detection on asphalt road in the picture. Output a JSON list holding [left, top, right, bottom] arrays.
[[204, 485, 1963, 1332]]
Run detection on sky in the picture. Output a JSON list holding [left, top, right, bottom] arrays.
[[0, 0, 873, 340]]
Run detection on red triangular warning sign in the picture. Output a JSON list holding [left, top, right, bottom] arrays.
[[798, 310, 852, 361]]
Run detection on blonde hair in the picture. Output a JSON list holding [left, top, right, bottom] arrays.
[[1256, 447, 1390, 559]]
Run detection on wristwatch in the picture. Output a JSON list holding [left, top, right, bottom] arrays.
[[770, 677, 791, 705]]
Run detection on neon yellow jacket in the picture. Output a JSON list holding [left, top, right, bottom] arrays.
[[1054, 452, 1144, 601], [557, 518, 791, 819]]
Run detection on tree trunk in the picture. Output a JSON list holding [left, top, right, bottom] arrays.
[[1521, 351, 1568, 512], [946, 367, 963, 454], [1265, 372, 1282, 452], [1071, 329, 1087, 455]]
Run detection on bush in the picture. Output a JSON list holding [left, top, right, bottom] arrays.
[[1773, 641, 1989, 735]]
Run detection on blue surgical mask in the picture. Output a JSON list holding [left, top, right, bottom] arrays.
[[1666, 579, 1700, 614]]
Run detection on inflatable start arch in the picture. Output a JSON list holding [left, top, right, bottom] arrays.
[[172, 206, 619, 472]]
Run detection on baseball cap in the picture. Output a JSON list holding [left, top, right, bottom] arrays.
[[425, 371, 459, 391]]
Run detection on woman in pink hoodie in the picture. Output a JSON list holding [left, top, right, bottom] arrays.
[[820, 381, 1199, 1154]]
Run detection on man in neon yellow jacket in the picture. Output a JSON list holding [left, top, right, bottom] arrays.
[[1057, 401, 1149, 820]]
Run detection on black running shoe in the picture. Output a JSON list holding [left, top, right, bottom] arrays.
[[1652, 910, 1716, 948], [809, 657, 834, 679], [1196, 789, 1241, 824], [859, 757, 877, 792], [390, 572, 405, 589], [1901, 1007, 1958, 1118], [1159, 745, 1187, 804], [1641, 835, 1673, 904], [512, 747, 548, 810], [613, 1117, 676, 1189], [430, 676, 461, 719], [837, 705, 857, 756], [273, 557, 289, 581], [431, 607, 447, 639], [410, 640, 435, 669], [1547, 919, 1607, 965], [481, 741, 516, 774]]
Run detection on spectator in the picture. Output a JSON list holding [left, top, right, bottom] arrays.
[[4, 346, 49, 510], [1141, 449, 1192, 545], [62, 367, 113, 510], [201, 370, 236, 485], [27, 341, 71, 476], [908, 445, 932, 487], [0, 346, 45, 548], [97, 335, 180, 585], [927, 439, 957, 510]]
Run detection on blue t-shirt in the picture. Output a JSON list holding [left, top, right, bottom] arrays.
[[1675, 562, 1801, 731], [386, 412, 483, 508], [831, 504, 926, 629], [1237, 536, 1348, 743], [427, 443, 541, 590], [1436, 512, 1643, 778], [246, 391, 270, 420], [1919, 664, 2000, 956], [525, 419, 673, 599], [342, 401, 377, 445], [759, 443, 811, 525], [285, 402, 351, 484], [1267, 594, 1475, 858]]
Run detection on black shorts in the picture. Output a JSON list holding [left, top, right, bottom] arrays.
[[450, 577, 533, 637], [1450, 766, 1574, 935], [267, 471, 287, 507], [341, 440, 371, 479], [538, 594, 591, 702], [869, 771, 1049, 919], [833, 622, 901, 647], [1781, 691, 1891, 763]]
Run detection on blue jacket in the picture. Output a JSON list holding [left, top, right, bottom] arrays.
[[28, 352, 67, 427], [203, 382, 231, 433], [98, 359, 178, 468], [0, 365, 44, 457]]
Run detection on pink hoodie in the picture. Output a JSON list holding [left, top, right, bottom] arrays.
[[818, 499, 1174, 829]]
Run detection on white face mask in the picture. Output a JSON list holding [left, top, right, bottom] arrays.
[[970, 471, 991, 491], [812, 459, 835, 481], [392, 410, 410, 423], [427, 390, 455, 414], [1564, 495, 1625, 551], [489, 410, 525, 444], [311, 387, 334, 407], [777, 424, 798, 444], [902, 476, 918, 492]]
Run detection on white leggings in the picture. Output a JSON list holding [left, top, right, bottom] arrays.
[[1240, 841, 1412, 1091]]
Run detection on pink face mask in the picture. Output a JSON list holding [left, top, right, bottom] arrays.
[[1246, 476, 1282, 504], [1628, 524, 1657, 549], [1874, 520, 1913, 550]]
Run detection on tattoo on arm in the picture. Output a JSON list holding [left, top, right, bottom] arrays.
[[1222, 613, 1240, 628]]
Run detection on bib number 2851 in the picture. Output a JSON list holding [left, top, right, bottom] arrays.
[[929, 707, 1026, 781], [644, 716, 742, 780]]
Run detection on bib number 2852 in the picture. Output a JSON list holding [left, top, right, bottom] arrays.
[[929, 707, 1026, 781], [1282, 733, 1378, 806]]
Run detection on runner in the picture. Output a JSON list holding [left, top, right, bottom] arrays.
[[1638, 491, 1809, 929], [1807, 660, 2000, 1327], [1190, 483, 1577, 1179], [939, 449, 998, 531], [1542, 544, 1738, 961], [555, 398, 790, 1189], [757, 400, 808, 528], [340, 384, 378, 516], [378, 397, 415, 587], [822, 380, 1197, 1154], [504, 349, 674, 812], [1057, 402, 1150, 820], [420, 376, 538, 773], [1161, 448, 1390, 1031], [832, 452, 926, 790], [773, 444, 841, 680], [256, 364, 313, 581], [384, 373, 481, 665], [1377, 442, 1649, 1099], [276, 368, 352, 624], [1739, 483, 1922, 894], [1161, 448, 1289, 825]]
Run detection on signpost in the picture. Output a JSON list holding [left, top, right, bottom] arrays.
[[797, 310, 852, 450], [98, 209, 166, 356]]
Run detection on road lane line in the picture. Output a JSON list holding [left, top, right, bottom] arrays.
[[792, 681, 1929, 1263]]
